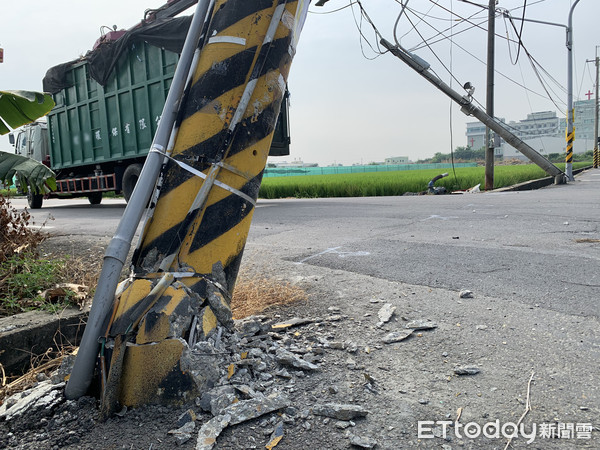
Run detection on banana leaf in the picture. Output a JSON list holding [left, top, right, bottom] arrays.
[[0, 90, 55, 135], [0, 151, 56, 194]]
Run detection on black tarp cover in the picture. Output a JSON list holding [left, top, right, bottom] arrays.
[[42, 16, 192, 94]]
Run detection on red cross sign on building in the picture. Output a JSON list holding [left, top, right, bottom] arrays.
[[585, 90, 594, 100]]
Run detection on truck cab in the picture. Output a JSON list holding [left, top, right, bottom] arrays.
[[11, 121, 50, 165]]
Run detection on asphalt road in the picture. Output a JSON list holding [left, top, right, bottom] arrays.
[[12, 169, 600, 320], [248, 171, 600, 319]]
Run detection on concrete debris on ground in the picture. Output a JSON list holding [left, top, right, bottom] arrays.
[[1, 308, 437, 449], [382, 330, 413, 343], [405, 319, 438, 330], [312, 403, 369, 421], [348, 432, 378, 448], [376, 303, 396, 326], [265, 421, 284, 449], [453, 365, 481, 375], [459, 289, 474, 298], [271, 317, 314, 330], [0, 381, 65, 421]]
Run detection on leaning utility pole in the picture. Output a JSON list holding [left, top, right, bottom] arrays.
[[380, 38, 565, 183], [565, 0, 581, 181], [485, 0, 496, 190]]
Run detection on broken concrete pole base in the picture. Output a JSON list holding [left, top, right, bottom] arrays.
[[99, 277, 233, 409]]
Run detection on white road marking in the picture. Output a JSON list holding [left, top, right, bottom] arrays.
[[297, 246, 370, 264]]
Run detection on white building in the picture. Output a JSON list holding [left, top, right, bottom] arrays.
[[385, 156, 411, 164], [468, 99, 597, 160], [465, 118, 505, 151]]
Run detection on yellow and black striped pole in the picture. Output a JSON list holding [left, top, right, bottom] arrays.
[[99, 0, 309, 411], [565, 116, 574, 179]]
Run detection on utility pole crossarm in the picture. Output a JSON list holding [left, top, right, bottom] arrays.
[[380, 38, 565, 182]]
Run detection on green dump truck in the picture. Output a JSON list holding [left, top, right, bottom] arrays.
[[10, 10, 290, 209]]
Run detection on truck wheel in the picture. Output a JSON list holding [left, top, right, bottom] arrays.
[[122, 163, 143, 202], [88, 192, 103, 205], [27, 191, 43, 209]]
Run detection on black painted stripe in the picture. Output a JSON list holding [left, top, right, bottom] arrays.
[[183, 98, 282, 162], [133, 174, 262, 272], [181, 35, 292, 123], [187, 172, 263, 254], [210, 0, 278, 36], [158, 98, 282, 198]]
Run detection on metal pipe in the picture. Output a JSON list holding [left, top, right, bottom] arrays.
[[65, 0, 212, 400]]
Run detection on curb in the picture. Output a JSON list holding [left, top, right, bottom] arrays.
[[0, 309, 87, 377], [494, 166, 592, 192]]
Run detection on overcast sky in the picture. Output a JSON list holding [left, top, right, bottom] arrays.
[[1, 0, 597, 166]]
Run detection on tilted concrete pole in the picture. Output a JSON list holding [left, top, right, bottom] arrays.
[[97, 0, 310, 411], [65, 0, 213, 401]]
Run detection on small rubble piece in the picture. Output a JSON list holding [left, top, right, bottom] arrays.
[[168, 421, 196, 446], [0, 381, 65, 421], [265, 421, 284, 450], [348, 433, 378, 449], [275, 348, 319, 371], [335, 420, 353, 429], [234, 315, 269, 338], [459, 290, 474, 299], [382, 329, 413, 344], [196, 393, 290, 450], [345, 341, 358, 353], [271, 317, 314, 330], [196, 414, 232, 450], [405, 319, 438, 330], [176, 409, 197, 427], [377, 303, 396, 325], [327, 341, 346, 350], [454, 365, 481, 376], [312, 403, 369, 421]]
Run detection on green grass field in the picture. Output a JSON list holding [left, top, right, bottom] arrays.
[[258, 163, 592, 199]]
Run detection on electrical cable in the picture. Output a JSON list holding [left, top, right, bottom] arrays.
[[500, 8, 566, 109], [409, 9, 520, 52], [400, 8, 465, 90], [407, 1, 564, 114], [393, 0, 409, 47], [350, 0, 386, 59], [513, 0, 527, 64], [309, 1, 357, 15], [516, 56, 549, 154], [398, 1, 440, 42]]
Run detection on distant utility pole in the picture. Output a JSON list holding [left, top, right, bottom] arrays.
[[485, 0, 496, 190], [591, 47, 599, 168]]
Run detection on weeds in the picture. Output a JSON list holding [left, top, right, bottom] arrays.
[[0, 252, 75, 315], [0, 194, 90, 316], [231, 273, 307, 319]]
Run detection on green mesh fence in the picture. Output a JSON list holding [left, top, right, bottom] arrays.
[[263, 163, 477, 177]]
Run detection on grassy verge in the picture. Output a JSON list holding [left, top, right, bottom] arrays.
[[259, 162, 591, 199]]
